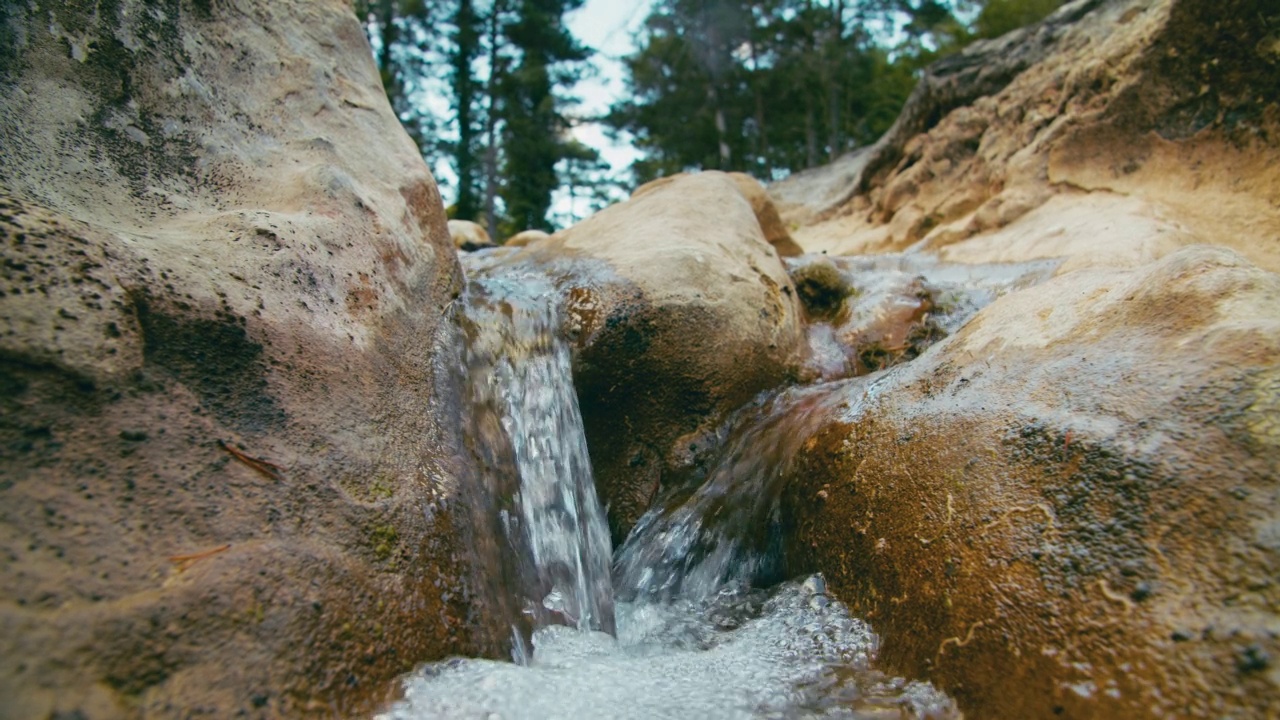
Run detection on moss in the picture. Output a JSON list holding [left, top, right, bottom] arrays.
[[790, 261, 855, 320], [369, 474, 395, 500], [369, 524, 399, 562]]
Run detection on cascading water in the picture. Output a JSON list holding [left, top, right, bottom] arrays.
[[613, 384, 852, 603], [458, 266, 614, 638], [380, 255, 958, 719]]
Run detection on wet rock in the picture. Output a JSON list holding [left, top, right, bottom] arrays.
[[789, 259, 854, 320], [449, 219, 496, 251], [521, 172, 806, 540], [790, 254, 1056, 382], [0, 1, 505, 717], [781, 0, 1280, 274], [781, 246, 1280, 718]]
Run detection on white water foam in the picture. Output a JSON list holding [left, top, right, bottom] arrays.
[[380, 577, 956, 719]]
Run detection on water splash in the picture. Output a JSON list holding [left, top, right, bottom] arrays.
[[614, 384, 853, 603], [385, 254, 958, 718], [380, 576, 957, 719]]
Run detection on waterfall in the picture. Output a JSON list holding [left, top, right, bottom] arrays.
[[461, 267, 615, 637], [380, 257, 956, 719]]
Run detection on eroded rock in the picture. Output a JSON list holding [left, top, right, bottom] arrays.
[[633, 171, 804, 260], [781, 0, 1280, 274], [449, 219, 496, 251], [0, 1, 505, 717], [781, 246, 1280, 718]]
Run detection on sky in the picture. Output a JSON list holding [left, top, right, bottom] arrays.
[[426, 0, 654, 227], [564, 0, 655, 170]]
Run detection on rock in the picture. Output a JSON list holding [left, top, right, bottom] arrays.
[[504, 229, 552, 248], [783, 0, 1280, 275], [633, 171, 805, 259], [449, 219, 496, 251], [789, 253, 1056, 383], [768, 149, 874, 230], [781, 246, 1280, 718], [725, 173, 805, 257], [0, 1, 507, 717], [522, 171, 806, 540], [789, 259, 855, 320]]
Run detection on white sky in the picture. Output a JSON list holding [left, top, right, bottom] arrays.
[[563, 0, 654, 175], [430, 1, 654, 227]]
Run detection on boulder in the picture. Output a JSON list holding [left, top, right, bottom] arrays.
[[504, 229, 552, 248], [448, 219, 496, 251], [0, 1, 507, 717], [725, 173, 805, 257], [519, 172, 806, 541], [633, 171, 804, 259], [780, 0, 1280, 275], [782, 246, 1280, 718]]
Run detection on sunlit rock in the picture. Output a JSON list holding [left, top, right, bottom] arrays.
[[504, 229, 552, 248], [516, 172, 806, 540], [633, 171, 804, 259], [775, 0, 1280, 274]]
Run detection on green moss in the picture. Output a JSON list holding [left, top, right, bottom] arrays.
[[370, 524, 399, 562], [790, 261, 855, 319], [369, 474, 396, 500]]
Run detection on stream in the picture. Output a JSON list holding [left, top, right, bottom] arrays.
[[379, 252, 1053, 719]]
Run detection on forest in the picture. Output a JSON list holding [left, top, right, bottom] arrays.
[[356, 0, 1062, 237]]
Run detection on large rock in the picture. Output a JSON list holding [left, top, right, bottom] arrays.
[[633, 171, 804, 259], [781, 246, 1280, 718], [781, 0, 1280, 274], [0, 1, 506, 717], [448, 219, 496, 251], [519, 172, 806, 541]]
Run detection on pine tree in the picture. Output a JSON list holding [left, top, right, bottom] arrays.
[[497, 0, 587, 234], [451, 0, 483, 220], [354, 0, 445, 165]]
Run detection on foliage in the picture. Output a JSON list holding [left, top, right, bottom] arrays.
[[355, 0, 1067, 230], [356, 0, 587, 235], [609, 0, 1064, 185], [496, 0, 588, 234]]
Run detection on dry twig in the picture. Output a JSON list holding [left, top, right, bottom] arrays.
[[168, 543, 231, 572], [218, 439, 284, 481]]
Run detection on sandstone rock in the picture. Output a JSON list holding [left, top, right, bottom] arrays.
[[768, 148, 874, 230], [781, 246, 1280, 718], [790, 253, 1056, 382], [0, 1, 505, 717], [725, 173, 805, 257], [504, 229, 552, 248], [782, 0, 1280, 275], [633, 171, 804, 259], [449, 219, 496, 251], [521, 171, 806, 540]]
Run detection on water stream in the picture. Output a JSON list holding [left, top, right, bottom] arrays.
[[380, 256, 969, 719]]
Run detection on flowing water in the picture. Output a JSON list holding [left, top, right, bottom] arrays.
[[458, 266, 614, 637], [381, 256, 965, 719]]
